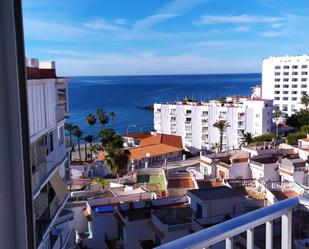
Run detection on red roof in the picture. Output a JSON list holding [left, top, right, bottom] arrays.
[[168, 178, 194, 188], [139, 134, 183, 149], [26, 67, 57, 79]]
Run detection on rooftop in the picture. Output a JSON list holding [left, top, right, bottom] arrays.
[[153, 207, 192, 226], [189, 186, 243, 201], [280, 158, 306, 168]]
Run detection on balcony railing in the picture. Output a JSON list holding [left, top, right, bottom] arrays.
[[56, 103, 68, 122], [278, 163, 294, 173], [155, 197, 309, 249]]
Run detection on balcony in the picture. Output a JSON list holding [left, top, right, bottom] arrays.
[[185, 125, 192, 131], [155, 197, 309, 249], [56, 103, 69, 122]]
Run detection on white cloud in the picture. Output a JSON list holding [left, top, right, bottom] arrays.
[[134, 0, 205, 30], [113, 18, 128, 25], [194, 14, 284, 25], [271, 23, 283, 28], [83, 18, 123, 31], [260, 31, 282, 37], [235, 26, 251, 32], [53, 51, 258, 76], [24, 17, 89, 40]]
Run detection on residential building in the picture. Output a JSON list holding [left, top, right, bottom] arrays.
[[262, 55, 309, 116], [136, 168, 167, 197], [251, 84, 262, 98], [189, 186, 254, 230], [154, 96, 274, 151], [27, 58, 74, 249]]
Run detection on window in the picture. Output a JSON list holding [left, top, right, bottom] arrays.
[[283, 72, 289, 76], [283, 78, 289, 82], [292, 91, 297, 95], [283, 91, 288, 94], [301, 85, 307, 88], [283, 97, 288, 101], [274, 84, 280, 88], [302, 65, 308, 69], [292, 65, 298, 69], [275, 78, 280, 82], [282, 105, 288, 111], [292, 78, 298, 82], [283, 84, 289, 88], [274, 91, 280, 94], [292, 84, 297, 88], [302, 91, 307, 95], [275, 72, 280, 76], [283, 65, 289, 69], [275, 66, 281, 69], [301, 78, 307, 82], [274, 97, 280, 100], [292, 72, 298, 75], [302, 72, 308, 75], [292, 97, 297, 101], [58, 126, 64, 145]]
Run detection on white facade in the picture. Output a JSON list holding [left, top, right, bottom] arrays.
[[27, 58, 73, 249], [154, 97, 274, 151], [262, 55, 309, 116]]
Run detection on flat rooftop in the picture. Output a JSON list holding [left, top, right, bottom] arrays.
[[153, 207, 192, 226], [189, 186, 243, 201]]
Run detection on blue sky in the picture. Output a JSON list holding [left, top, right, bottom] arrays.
[[23, 0, 309, 76]]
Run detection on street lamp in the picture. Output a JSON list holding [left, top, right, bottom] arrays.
[[126, 124, 137, 139]]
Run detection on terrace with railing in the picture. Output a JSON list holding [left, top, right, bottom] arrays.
[[155, 197, 309, 249]]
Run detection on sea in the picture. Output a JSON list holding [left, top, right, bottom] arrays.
[[68, 74, 261, 138]]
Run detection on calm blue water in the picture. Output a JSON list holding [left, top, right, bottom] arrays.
[[68, 74, 261, 137]]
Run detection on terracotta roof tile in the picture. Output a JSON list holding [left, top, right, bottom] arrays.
[[168, 178, 194, 188]]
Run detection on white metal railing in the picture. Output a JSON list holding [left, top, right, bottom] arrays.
[[168, 223, 192, 233], [155, 197, 309, 249]]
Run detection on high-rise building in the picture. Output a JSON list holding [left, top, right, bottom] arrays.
[[262, 55, 309, 116], [27, 58, 74, 249], [154, 97, 274, 151]]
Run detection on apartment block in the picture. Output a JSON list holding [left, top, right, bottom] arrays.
[[27, 58, 74, 249], [154, 97, 274, 151], [262, 55, 309, 116]]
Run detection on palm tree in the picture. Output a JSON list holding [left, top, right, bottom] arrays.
[[86, 113, 96, 127], [82, 135, 94, 161], [72, 126, 83, 162], [64, 123, 75, 146], [99, 128, 117, 148], [90, 144, 103, 159], [96, 108, 109, 129], [301, 93, 309, 109], [211, 142, 221, 153], [273, 108, 282, 136], [105, 146, 131, 177], [213, 120, 230, 152], [110, 112, 116, 130], [240, 132, 254, 147]]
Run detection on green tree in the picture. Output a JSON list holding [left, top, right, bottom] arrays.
[[273, 108, 282, 136], [301, 125, 309, 134], [211, 142, 221, 153], [286, 132, 306, 145], [72, 126, 83, 162], [83, 135, 94, 161], [301, 92, 309, 109], [109, 112, 116, 130], [90, 144, 103, 158], [64, 122, 75, 161], [86, 113, 96, 127], [213, 120, 230, 152], [253, 133, 277, 142], [64, 122, 75, 146], [99, 128, 116, 148], [96, 108, 109, 129], [240, 132, 254, 147], [104, 146, 131, 177]]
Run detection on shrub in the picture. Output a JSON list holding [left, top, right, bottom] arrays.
[[286, 132, 306, 145], [253, 133, 277, 142], [301, 125, 309, 134]]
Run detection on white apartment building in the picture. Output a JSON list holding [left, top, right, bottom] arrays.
[[27, 58, 74, 249], [262, 55, 309, 116], [154, 97, 274, 151]]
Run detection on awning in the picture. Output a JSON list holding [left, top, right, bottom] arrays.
[[50, 170, 67, 202]]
